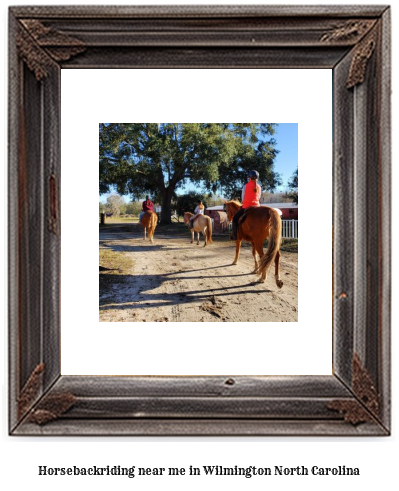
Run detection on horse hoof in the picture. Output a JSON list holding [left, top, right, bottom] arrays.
[[276, 280, 283, 289]]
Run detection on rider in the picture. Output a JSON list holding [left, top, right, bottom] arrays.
[[189, 200, 204, 229], [139, 195, 154, 222], [230, 170, 262, 240]]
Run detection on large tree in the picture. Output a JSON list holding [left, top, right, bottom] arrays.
[[100, 123, 281, 224]]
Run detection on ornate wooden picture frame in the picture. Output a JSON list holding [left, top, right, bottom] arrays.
[[9, 5, 391, 435]]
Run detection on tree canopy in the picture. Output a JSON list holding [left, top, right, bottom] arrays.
[[286, 168, 298, 204], [99, 123, 281, 223], [103, 194, 126, 216]]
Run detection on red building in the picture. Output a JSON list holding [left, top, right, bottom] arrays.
[[205, 208, 229, 234], [266, 203, 298, 220]]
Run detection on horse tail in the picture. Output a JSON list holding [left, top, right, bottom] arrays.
[[152, 211, 158, 229], [149, 211, 157, 238], [256, 208, 282, 279], [206, 216, 213, 244]]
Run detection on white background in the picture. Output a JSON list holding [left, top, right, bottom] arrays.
[[61, 69, 332, 376], [1, 1, 398, 491]]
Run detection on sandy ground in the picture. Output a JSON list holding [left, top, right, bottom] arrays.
[[99, 225, 298, 322]]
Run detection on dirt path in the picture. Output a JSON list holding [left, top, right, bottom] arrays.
[[99, 225, 298, 322]]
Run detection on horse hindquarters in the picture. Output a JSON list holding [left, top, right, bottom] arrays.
[[200, 216, 212, 247], [205, 217, 212, 246], [148, 214, 157, 243], [256, 209, 283, 287]]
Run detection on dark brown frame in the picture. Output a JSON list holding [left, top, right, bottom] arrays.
[[9, 5, 391, 436]]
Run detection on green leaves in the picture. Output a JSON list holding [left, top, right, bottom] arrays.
[[286, 168, 298, 204]]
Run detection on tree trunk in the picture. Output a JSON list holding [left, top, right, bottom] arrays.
[[160, 187, 174, 224]]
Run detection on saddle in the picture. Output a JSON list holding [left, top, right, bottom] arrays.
[[238, 207, 254, 226], [192, 215, 200, 224]]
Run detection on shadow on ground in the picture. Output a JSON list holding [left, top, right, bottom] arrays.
[[99, 266, 270, 312]]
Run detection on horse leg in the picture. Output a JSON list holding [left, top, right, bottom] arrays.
[[254, 240, 267, 282], [251, 242, 259, 273], [197, 232, 200, 246], [143, 226, 146, 241], [202, 228, 206, 247], [232, 239, 242, 265], [274, 250, 283, 288], [190, 229, 194, 244]]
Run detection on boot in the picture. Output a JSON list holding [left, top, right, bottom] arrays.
[[230, 221, 237, 240]]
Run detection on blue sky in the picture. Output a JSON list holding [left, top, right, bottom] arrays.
[[100, 123, 298, 203], [273, 123, 298, 190]]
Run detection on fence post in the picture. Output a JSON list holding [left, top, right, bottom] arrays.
[[100, 213, 105, 225], [281, 219, 298, 239]]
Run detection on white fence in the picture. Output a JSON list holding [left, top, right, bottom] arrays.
[[225, 219, 298, 239], [281, 220, 298, 239]]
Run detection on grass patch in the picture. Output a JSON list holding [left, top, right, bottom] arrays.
[[280, 239, 298, 253], [100, 216, 139, 224], [99, 247, 133, 272], [99, 247, 134, 297]]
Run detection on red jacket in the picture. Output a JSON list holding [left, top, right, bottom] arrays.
[[142, 200, 154, 212], [242, 182, 261, 208]]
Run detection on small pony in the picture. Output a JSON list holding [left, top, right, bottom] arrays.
[[224, 200, 283, 288], [183, 212, 213, 247], [141, 210, 158, 244]]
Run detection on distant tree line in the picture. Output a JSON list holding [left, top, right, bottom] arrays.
[[100, 191, 214, 219]]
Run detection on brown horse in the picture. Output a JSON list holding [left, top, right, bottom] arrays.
[[224, 200, 283, 288], [183, 212, 213, 247], [141, 210, 158, 243]]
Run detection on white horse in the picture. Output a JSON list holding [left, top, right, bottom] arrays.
[[183, 212, 213, 247]]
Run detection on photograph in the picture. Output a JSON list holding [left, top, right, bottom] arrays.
[[99, 123, 299, 323]]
